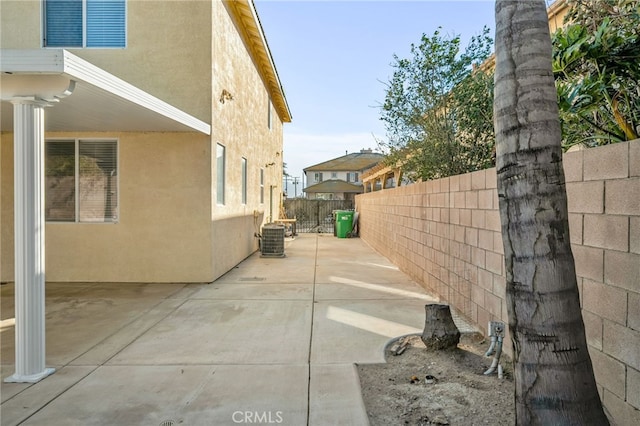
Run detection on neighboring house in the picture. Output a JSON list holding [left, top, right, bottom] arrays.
[[0, 0, 291, 284], [361, 159, 405, 193], [303, 149, 384, 200], [361, 0, 570, 192]]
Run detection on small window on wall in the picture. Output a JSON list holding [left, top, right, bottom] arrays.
[[43, 0, 127, 48], [45, 139, 118, 222], [260, 168, 265, 204], [217, 144, 225, 205], [241, 157, 247, 204]]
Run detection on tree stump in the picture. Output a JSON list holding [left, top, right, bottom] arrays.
[[421, 304, 460, 350]]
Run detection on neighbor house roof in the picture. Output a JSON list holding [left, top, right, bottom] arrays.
[[225, 0, 292, 123], [304, 180, 364, 193], [304, 151, 384, 172]]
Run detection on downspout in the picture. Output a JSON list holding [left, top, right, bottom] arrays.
[[269, 185, 274, 223]]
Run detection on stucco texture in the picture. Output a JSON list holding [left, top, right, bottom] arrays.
[[2, 132, 214, 283], [1, 0, 287, 283]]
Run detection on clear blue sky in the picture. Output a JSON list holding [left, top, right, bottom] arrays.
[[254, 0, 497, 195]]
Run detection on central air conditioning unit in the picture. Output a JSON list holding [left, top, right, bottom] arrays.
[[261, 224, 285, 258]]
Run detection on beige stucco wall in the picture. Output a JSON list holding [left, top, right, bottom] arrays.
[[0, 1, 41, 48], [0, 0, 218, 282], [0, 133, 11, 281], [356, 139, 640, 425], [548, 0, 570, 34], [207, 1, 285, 280], [0, 0, 213, 123], [1, 131, 213, 283], [1, 1, 288, 283]]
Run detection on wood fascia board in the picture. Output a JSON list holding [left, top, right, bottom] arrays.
[[225, 0, 292, 123]]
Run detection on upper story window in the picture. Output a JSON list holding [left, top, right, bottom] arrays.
[[44, 0, 126, 48], [216, 144, 225, 205], [260, 168, 264, 204], [241, 157, 247, 205], [346, 172, 359, 183], [314, 172, 323, 183], [46, 139, 118, 223]]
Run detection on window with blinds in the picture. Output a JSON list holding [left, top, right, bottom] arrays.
[[44, 0, 126, 48], [45, 139, 118, 223]]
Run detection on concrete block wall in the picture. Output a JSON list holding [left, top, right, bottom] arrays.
[[356, 139, 639, 425], [567, 140, 640, 425]]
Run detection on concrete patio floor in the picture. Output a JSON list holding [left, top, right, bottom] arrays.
[[1, 234, 474, 426]]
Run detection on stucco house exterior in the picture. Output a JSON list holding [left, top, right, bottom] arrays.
[[1, 0, 291, 285], [303, 149, 384, 200], [1, 0, 291, 383]]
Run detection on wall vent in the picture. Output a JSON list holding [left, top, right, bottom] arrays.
[[261, 224, 285, 258]]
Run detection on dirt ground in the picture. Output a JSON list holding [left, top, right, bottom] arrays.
[[357, 333, 515, 426]]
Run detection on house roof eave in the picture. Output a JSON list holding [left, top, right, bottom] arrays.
[[304, 152, 385, 172], [0, 49, 211, 134], [225, 0, 292, 123]]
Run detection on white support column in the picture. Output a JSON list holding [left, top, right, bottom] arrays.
[[4, 98, 55, 383]]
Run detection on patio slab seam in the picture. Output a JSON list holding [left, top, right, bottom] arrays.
[[1, 234, 460, 426]]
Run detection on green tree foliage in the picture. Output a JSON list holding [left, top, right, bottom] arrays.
[[379, 27, 495, 181], [552, 0, 640, 148]]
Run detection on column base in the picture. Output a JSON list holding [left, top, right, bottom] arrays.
[[4, 367, 55, 383]]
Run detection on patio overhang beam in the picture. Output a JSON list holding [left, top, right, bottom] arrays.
[[1, 49, 211, 134]]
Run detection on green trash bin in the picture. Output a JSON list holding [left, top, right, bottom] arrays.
[[335, 210, 354, 238]]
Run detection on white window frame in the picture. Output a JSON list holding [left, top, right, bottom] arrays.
[[241, 157, 247, 205], [260, 168, 265, 204], [45, 138, 119, 223], [42, 0, 127, 48], [314, 172, 323, 183], [217, 143, 225, 205]]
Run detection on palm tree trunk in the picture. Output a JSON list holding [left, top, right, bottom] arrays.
[[493, 1, 608, 424]]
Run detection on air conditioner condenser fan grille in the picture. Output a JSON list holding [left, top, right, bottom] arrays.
[[261, 224, 285, 258]]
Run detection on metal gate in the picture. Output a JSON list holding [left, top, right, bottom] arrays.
[[283, 199, 354, 233]]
